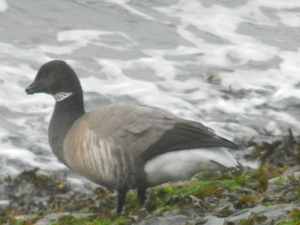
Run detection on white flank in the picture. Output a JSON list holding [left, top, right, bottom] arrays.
[[144, 148, 238, 186]]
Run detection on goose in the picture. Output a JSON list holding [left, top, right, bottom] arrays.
[[25, 60, 239, 213]]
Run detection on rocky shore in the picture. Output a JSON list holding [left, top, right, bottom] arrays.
[[0, 130, 300, 225]]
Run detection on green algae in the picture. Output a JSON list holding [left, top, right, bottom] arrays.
[[52, 215, 118, 225], [261, 201, 274, 207], [272, 176, 287, 185], [277, 219, 300, 225]]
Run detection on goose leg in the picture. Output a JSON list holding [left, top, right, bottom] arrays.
[[117, 188, 127, 213], [137, 188, 147, 206]]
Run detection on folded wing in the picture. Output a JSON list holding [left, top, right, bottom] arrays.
[[84, 104, 238, 163]]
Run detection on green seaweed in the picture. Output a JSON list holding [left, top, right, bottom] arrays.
[[277, 219, 300, 225], [290, 208, 300, 220], [240, 212, 267, 225], [272, 176, 287, 185], [206, 74, 221, 84], [261, 201, 274, 207]]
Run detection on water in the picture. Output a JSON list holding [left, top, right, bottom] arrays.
[[1, 0, 300, 180]]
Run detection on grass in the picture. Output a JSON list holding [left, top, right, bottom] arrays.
[[51, 215, 126, 225], [272, 176, 287, 185], [277, 219, 300, 225]]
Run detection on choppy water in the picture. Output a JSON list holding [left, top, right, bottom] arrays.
[[1, 0, 300, 181]]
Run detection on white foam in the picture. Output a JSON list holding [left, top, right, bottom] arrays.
[[0, 147, 65, 172], [277, 12, 300, 27], [0, 200, 9, 205], [85, 59, 195, 113], [0, 43, 52, 63], [257, 0, 300, 9], [102, 0, 154, 21], [0, 0, 7, 12], [57, 30, 137, 52]]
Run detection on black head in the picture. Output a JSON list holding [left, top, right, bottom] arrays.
[[25, 60, 82, 97]]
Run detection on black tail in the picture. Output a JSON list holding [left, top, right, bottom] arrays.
[[141, 119, 239, 161]]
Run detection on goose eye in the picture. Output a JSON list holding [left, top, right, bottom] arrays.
[[39, 72, 47, 77]]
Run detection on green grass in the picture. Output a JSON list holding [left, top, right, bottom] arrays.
[[277, 219, 300, 225], [261, 201, 274, 207], [51, 215, 127, 225], [272, 176, 287, 184]]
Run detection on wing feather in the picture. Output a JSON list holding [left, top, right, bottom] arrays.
[[81, 103, 238, 163]]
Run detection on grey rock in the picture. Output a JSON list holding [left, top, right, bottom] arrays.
[[137, 215, 206, 225]]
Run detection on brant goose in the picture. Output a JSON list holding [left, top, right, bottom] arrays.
[[25, 60, 239, 213]]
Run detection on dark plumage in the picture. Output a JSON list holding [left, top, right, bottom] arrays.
[[25, 60, 239, 213]]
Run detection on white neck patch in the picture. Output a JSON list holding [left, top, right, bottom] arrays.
[[53, 92, 73, 102]]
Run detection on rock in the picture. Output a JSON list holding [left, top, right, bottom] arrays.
[[221, 203, 300, 225], [137, 215, 206, 225]]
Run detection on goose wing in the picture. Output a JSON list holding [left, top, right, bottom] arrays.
[[82, 103, 238, 162]]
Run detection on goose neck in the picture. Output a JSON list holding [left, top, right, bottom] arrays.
[[49, 93, 85, 164]]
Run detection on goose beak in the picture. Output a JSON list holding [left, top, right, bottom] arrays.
[[25, 82, 39, 94]]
